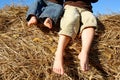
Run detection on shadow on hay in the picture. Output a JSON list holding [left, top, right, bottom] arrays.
[[36, 21, 80, 79], [63, 19, 108, 79], [37, 17, 109, 79], [89, 18, 109, 79], [36, 18, 61, 33], [64, 48, 80, 80]]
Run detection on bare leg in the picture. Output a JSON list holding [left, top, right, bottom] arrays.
[[43, 18, 52, 29], [53, 35, 70, 75], [27, 16, 37, 26], [78, 27, 95, 71]]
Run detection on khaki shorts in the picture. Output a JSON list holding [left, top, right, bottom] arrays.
[[59, 5, 97, 39]]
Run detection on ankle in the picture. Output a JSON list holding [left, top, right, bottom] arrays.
[[43, 18, 52, 29], [78, 52, 88, 59]]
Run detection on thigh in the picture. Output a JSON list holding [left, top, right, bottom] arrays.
[[80, 11, 97, 32], [26, 0, 46, 20], [33, 0, 46, 15], [46, 2, 63, 16], [60, 5, 80, 39], [40, 2, 63, 22]]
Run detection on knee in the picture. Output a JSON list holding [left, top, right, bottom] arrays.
[[51, 3, 62, 8], [36, 0, 41, 3], [69, 14, 79, 23]]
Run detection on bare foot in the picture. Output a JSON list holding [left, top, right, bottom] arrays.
[[27, 16, 37, 26], [53, 52, 64, 75], [78, 52, 89, 71], [43, 18, 52, 29]]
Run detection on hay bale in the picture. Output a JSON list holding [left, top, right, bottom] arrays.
[[0, 6, 120, 80]]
